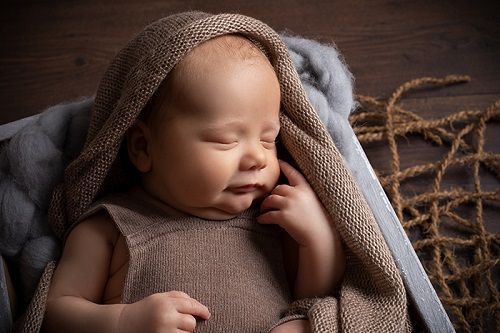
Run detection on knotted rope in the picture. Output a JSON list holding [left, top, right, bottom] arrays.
[[350, 75, 499, 332]]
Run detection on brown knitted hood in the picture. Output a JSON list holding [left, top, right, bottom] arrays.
[[48, 11, 410, 332]]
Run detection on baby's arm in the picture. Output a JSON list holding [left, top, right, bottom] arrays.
[[258, 160, 345, 299], [43, 213, 209, 333]]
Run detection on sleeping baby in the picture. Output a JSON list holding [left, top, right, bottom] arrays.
[[41, 13, 345, 333]]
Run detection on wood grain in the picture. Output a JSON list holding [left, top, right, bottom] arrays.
[[1, 1, 499, 124]]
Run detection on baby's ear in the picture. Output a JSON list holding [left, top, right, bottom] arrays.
[[126, 121, 152, 173]]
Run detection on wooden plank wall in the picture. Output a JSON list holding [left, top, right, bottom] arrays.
[[1, 1, 498, 125]]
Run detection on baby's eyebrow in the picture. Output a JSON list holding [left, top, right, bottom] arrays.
[[202, 121, 243, 132], [203, 119, 280, 132], [266, 121, 280, 130], [262, 121, 281, 133]]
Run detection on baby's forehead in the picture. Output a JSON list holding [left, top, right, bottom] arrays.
[[185, 34, 267, 63], [143, 34, 278, 125], [175, 35, 273, 88]]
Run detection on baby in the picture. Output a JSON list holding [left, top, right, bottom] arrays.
[[42, 34, 344, 332]]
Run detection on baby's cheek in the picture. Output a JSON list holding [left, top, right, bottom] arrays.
[[268, 158, 281, 184], [199, 162, 232, 191]]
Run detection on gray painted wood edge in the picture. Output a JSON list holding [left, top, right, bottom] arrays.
[[347, 129, 455, 333], [0, 257, 12, 333]]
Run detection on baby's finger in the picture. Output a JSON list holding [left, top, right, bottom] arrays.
[[177, 314, 197, 331], [271, 184, 294, 196], [257, 210, 282, 225], [175, 297, 211, 320], [260, 194, 288, 212], [165, 291, 191, 299], [279, 160, 307, 187]]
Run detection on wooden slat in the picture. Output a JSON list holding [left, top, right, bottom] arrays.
[[348, 128, 455, 333], [0, 257, 13, 333]]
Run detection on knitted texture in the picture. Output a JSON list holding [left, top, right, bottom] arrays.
[[84, 190, 291, 332], [44, 11, 409, 332], [16, 261, 55, 333]]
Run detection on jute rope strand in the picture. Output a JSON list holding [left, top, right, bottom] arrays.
[[350, 75, 499, 332]]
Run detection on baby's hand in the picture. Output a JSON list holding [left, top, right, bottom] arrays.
[[258, 160, 332, 247], [116, 291, 210, 333], [269, 319, 311, 333]]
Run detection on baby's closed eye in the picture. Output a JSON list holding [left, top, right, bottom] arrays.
[[200, 133, 238, 149], [211, 140, 239, 150], [261, 139, 277, 149], [213, 137, 238, 145], [261, 133, 279, 149]]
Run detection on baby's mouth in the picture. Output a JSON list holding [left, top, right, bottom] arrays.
[[227, 184, 263, 194]]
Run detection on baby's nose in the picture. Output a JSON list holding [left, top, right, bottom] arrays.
[[240, 143, 267, 171]]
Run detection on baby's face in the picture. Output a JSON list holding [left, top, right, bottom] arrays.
[[144, 38, 281, 219]]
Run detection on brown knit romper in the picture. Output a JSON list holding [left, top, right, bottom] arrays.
[[84, 189, 292, 332]]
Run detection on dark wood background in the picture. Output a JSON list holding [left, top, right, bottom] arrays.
[[1, 0, 499, 329], [1, 0, 499, 126]]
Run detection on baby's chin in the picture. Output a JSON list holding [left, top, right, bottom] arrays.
[[190, 205, 249, 220], [201, 196, 257, 220], [187, 189, 272, 220]]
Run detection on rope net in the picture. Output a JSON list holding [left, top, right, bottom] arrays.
[[349, 75, 499, 332]]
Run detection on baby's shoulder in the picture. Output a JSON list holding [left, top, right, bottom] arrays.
[[67, 211, 120, 248]]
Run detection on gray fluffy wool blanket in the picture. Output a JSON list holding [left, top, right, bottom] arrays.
[[0, 35, 356, 305]]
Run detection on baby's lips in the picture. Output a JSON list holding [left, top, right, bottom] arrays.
[[227, 183, 265, 194]]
